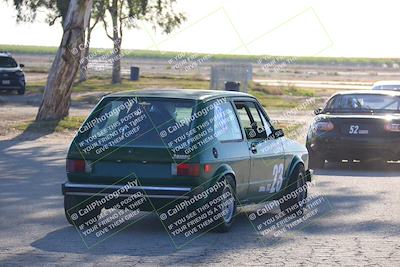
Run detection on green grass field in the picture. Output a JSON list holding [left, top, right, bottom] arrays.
[[26, 76, 209, 94], [15, 115, 304, 135], [14, 116, 86, 133], [2, 44, 399, 65]]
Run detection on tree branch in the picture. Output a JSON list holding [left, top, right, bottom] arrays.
[[102, 17, 114, 40], [48, 14, 62, 26], [90, 15, 100, 32]]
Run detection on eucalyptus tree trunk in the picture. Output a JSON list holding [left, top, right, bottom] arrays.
[[79, 20, 92, 83], [111, 36, 122, 84], [111, 7, 122, 84], [36, 0, 93, 121]]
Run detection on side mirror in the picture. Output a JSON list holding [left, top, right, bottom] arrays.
[[19, 64, 25, 68], [314, 108, 323, 115], [273, 128, 285, 139]]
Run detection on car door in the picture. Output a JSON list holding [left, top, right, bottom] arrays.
[[211, 99, 251, 199], [233, 99, 286, 201]]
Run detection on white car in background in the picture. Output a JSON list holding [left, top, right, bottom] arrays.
[[372, 81, 400, 91]]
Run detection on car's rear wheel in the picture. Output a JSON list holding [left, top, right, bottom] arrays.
[[280, 164, 307, 215], [309, 152, 325, 169], [213, 175, 237, 233], [64, 195, 102, 226], [17, 86, 25, 95]]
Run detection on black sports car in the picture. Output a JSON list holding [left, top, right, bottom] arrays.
[[307, 90, 400, 168]]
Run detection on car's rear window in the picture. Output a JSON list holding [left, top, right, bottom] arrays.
[[0, 57, 17, 68], [325, 94, 400, 113], [77, 97, 196, 151]]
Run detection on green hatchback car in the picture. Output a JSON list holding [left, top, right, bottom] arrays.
[[63, 89, 311, 232]]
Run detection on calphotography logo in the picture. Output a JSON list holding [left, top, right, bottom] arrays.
[[156, 178, 238, 248], [247, 181, 332, 239], [66, 177, 150, 248]]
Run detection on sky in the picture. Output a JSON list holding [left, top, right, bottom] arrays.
[[0, 0, 399, 58]]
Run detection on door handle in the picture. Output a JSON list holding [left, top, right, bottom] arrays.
[[250, 143, 257, 154]]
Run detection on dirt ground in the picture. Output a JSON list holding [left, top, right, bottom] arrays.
[[14, 53, 400, 84]]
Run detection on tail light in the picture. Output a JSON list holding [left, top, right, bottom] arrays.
[[15, 70, 24, 77], [384, 123, 400, 132], [66, 159, 91, 173], [172, 163, 212, 176], [314, 121, 334, 132], [177, 163, 200, 176]]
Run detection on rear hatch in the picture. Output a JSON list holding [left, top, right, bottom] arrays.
[[326, 113, 400, 138], [67, 96, 202, 187]]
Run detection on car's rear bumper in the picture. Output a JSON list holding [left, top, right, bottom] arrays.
[[0, 78, 25, 90], [308, 135, 400, 160], [62, 182, 191, 198], [62, 182, 193, 210], [0, 85, 23, 90]]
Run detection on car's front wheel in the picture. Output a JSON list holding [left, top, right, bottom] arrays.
[[280, 165, 307, 215]]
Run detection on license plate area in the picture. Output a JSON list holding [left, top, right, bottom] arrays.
[[93, 161, 172, 178], [2, 80, 10, 85], [342, 124, 371, 135]]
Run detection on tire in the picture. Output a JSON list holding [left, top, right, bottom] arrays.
[[64, 195, 102, 226], [17, 86, 25, 95], [309, 152, 325, 169], [279, 165, 307, 215], [213, 175, 237, 233]]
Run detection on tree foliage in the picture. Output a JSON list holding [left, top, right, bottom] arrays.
[[99, 0, 185, 35], [8, 0, 185, 34], [96, 0, 185, 83], [8, 0, 70, 25]]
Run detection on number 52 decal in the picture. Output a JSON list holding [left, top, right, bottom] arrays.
[[349, 125, 359, 134], [270, 163, 284, 193]]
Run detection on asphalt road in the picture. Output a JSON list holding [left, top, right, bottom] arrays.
[[1, 135, 400, 266]]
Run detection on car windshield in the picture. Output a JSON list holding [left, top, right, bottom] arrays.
[[325, 94, 400, 113], [0, 57, 17, 68], [373, 84, 400, 91], [77, 97, 196, 150]]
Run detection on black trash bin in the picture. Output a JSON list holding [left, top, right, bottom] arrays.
[[130, 67, 140, 81], [225, 81, 241, 91]]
